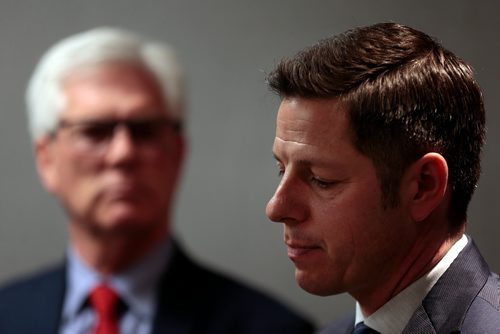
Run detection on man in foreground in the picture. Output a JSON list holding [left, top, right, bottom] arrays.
[[266, 22, 499, 333], [0, 27, 314, 334]]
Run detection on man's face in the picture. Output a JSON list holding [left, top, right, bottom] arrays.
[[266, 97, 416, 297], [36, 62, 183, 239]]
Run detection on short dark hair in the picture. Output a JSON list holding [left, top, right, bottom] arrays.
[[267, 22, 485, 226]]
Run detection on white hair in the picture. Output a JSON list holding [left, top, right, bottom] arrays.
[[26, 27, 185, 140]]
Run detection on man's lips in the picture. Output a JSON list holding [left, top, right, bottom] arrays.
[[102, 183, 143, 201], [286, 242, 321, 260]]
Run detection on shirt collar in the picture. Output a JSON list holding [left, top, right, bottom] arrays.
[[62, 238, 173, 322], [355, 234, 468, 334]]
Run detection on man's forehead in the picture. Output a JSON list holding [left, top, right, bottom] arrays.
[[275, 97, 350, 142], [60, 62, 169, 121]]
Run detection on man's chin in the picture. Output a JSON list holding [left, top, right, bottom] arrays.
[[295, 268, 343, 297]]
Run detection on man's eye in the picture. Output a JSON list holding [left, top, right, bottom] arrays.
[[311, 177, 335, 189], [275, 161, 285, 177], [79, 124, 113, 141], [130, 123, 162, 141]]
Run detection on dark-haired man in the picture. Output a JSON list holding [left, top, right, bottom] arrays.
[[266, 22, 499, 333]]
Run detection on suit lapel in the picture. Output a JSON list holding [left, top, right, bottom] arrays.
[[402, 306, 436, 334], [404, 239, 490, 333]]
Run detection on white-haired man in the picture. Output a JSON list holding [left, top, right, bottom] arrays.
[[0, 27, 314, 334]]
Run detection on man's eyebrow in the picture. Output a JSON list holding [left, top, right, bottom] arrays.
[[274, 152, 344, 170], [272, 153, 318, 168]]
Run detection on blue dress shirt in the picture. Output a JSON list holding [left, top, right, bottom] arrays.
[[60, 239, 172, 334]]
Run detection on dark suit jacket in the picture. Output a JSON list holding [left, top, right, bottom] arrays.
[[0, 242, 315, 334], [319, 239, 500, 333]]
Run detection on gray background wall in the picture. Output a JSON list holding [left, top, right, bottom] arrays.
[[0, 0, 498, 327]]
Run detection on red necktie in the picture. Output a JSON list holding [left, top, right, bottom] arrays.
[[89, 284, 120, 334]]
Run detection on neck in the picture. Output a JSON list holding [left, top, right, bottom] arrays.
[[354, 222, 464, 316], [69, 220, 168, 275]]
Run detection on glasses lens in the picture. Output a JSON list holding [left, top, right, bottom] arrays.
[[128, 120, 167, 142], [74, 122, 116, 143]]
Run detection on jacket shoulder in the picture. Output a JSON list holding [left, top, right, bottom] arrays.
[[203, 268, 315, 333], [461, 272, 500, 333], [0, 264, 65, 333], [157, 245, 315, 333], [317, 313, 354, 334], [0, 263, 64, 298]]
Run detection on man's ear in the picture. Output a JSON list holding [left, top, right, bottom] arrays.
[[35, 136, 59, 194], [403, 152, 449, 222]]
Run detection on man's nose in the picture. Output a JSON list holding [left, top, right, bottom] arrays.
[[104, 125, 138, 164], [266, 174, 306, 224]]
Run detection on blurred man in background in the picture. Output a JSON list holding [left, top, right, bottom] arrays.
[[266, 22, 499, 333], [0, 27, 314, 334]]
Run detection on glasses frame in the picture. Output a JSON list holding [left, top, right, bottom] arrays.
[[50, 117, 182, 157]]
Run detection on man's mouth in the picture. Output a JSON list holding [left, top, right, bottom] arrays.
[[286, 242, 321, 261]]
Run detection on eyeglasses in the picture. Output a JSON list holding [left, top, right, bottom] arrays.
[[52, 117, 182, 156]]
